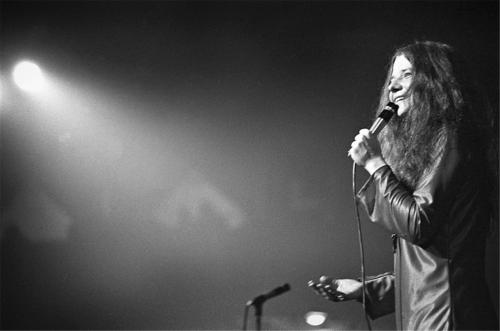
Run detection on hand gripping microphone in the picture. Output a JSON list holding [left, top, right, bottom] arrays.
[[369, 102, 399, 135], [246, 283, 291, 306]]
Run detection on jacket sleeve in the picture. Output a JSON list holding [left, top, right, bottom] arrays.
[[358, 272, 395, 319], [356, 137, 459, 247]]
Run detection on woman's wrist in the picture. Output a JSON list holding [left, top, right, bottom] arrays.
[[364, 155, 387, 175]]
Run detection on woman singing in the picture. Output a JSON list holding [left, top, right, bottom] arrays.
[[310, 41, 498, 330]]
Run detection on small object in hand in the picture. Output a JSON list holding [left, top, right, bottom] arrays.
[[308, 280, 345, 302]]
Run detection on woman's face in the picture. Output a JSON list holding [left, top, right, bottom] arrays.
[[388, 55, 413, 116]]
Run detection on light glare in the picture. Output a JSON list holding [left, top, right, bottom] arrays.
[[13, 61, 46, 92], [305, 311, 327, 326]]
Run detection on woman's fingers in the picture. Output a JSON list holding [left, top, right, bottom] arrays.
[[308, 277, 345, 302]]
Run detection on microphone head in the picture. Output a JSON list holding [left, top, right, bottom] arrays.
[[386, 101, 399, 112], [270, 283, 291, 297], [281, 283, 291, 292], [370, 102, 399, 135], [378, 102, 399, 121]]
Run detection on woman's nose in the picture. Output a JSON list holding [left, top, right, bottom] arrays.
[[388, 79, 402, 92]]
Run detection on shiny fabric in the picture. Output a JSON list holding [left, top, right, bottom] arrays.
[[357, 135, 498, 330]]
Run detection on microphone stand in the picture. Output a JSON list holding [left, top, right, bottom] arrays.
[[246, 296, 265, 330], [253, 301, 263, 331], [243, 284, 290, 330]]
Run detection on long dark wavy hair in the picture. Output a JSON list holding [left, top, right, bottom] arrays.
[[377, 41, 497, 207]]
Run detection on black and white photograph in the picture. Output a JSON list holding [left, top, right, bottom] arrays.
[[1, 1, 498, 330]]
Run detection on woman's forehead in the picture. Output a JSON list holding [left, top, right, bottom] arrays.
[[392, 55, 412, 73]]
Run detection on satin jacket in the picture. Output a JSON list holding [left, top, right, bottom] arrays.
[[357, 135, 498, 330]]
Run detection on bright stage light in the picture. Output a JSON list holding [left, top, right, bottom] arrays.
[[305, 311, 328, 326], [12, 60, 46, 92]]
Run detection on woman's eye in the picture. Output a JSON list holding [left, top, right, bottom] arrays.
[[403, 72, 413, 78]]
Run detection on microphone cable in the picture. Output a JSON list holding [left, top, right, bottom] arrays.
[[352, 161, 372, 331], [349, 102, 396, 331]]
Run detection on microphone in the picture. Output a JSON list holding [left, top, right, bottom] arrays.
[[369, 102, 399, 135], [246, 283, 291, 306]]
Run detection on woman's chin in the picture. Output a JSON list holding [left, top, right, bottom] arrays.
[[396, 103, 410, 116]]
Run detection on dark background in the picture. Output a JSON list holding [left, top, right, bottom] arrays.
[[1, 1, 498, 329]]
